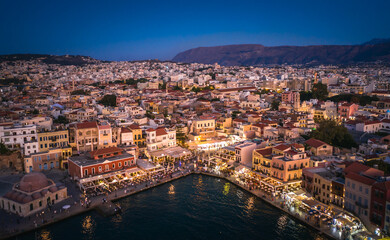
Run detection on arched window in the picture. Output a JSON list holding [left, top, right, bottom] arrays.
[[30, 203, 33, 211]]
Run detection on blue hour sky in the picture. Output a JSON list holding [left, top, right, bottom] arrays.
[[0, 0, 390, 61]]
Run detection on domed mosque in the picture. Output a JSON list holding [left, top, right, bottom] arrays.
[[0, 172, 67, 217]]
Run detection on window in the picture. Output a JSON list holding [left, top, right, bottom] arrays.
[[124, 161, 128, 166], [118, 162, 122, 167], [84, 169, 88, 176], [99, 166, 102, 172], [92, 168, 95, 174], [352, 183, 355, 189], [39, 201, 42, 207], [112, 163, 115, 169]]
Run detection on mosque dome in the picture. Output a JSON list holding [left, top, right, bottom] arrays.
[[19, 172, 51, 193]]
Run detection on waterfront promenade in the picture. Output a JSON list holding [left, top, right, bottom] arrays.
[[0, 168, 193, 240], [0, 167, 376, 240]]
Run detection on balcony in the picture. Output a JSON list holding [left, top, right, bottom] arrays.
[[272, 165, 284, 170], [355, 201, 368, 209], [260, 163, 271, 168], [288, 167, 300, 171]]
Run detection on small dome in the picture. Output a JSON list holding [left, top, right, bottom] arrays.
[[32, 192, 42, 199], [4, 191, 13, 199], [19, 172, 51, 193], [10, 191, 20, 200], [41, 189, 48, 196], [49, 186, 58, 193], [22, 196, 33, 203], [16, 193, 26, 203]]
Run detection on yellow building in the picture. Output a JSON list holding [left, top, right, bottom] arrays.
[[216, 117, 232, 132], [97, 122, 116, 149], [252, 147, 273, 175], [69, 122, 99, 153], [189, 119, 216, 141], [143, 101, 159, 113], [24, 147, 72, 173], [38, 129, 69, 152], [129, 124, 145, 147]]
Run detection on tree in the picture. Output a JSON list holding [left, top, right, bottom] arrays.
[[172, 85, 181, 91], [0, 143, 11, 155], [327, 94, 378, 106], [159, 82, 167, 90], [311, 82, 328, 100], [145, 110, 155, 119], [300, 91, 313, 101], [191, 87, 201, 93], [176, 125, 188, 147], [54, 115, 69, 124], [99, 94, 117, 107], [231, 110, 240, 118], [71, 89, 90, 95], [271, 100, 280, 110], [310, 119, 358, 149]]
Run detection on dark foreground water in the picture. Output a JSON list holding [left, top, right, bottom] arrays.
[[16, 175, 325, 240]]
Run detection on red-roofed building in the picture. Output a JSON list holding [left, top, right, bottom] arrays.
[[145, 127, 176, 151], [370, 181, 390, 230], [68, 146, 136, 180], [305, 138, 333, 156], [344, 162, 384, 230], [356, 121, 383, 133]]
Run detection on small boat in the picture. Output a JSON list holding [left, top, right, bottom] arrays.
[[114, 204, 122, 214]]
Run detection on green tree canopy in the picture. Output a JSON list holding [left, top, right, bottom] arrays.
[[71, 89, 90, 95], [312, 82, 328, 100], [54, 115, 69, 124], [99, 94, 117, 107], [271, 100, 280, 110], [310, 119, 358, 149], [327, 94, 379, 106], [0, 143, 11, 155]]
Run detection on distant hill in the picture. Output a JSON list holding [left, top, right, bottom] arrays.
[[172, 39, 390, 66], [0, 54, 100, 65]]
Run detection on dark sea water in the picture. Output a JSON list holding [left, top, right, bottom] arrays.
[[16, 175, 326, 240]]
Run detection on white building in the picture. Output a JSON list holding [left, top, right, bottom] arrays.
[[146, 127, 176, 151], [0, 125, 37, 154]]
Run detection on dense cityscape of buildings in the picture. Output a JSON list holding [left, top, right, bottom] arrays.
[[1, 58, 390, 238]]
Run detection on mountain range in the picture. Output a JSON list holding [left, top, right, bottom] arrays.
[[0, 54, 100, 66], [172, 39, 390, 66]]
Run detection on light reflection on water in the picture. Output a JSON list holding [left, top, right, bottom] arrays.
[[19, 175, 326, 240], [223, 182, 230, 196], [39, 229, 52, 240], [245, 197, 255, 211], [168, 184, 175, 195], [81, 215, 95, 240]]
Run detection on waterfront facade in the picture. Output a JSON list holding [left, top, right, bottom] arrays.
[[0, 172, 67, 217]]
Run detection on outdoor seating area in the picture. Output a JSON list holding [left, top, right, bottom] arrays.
[[79, 168, 147, 197]]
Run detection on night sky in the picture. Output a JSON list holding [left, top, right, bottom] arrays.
[[1, 0, 390, 61]]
